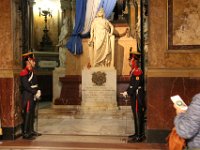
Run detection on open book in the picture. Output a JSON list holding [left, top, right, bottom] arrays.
[[171, 95, 188, 111]]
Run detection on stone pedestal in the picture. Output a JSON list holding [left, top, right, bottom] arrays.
[[82, 67, 117, 110], [53, 67, 66, 105]]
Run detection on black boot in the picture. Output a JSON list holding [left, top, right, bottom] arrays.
[[23, 133, 35, 140], [128, 134, 146, 143], [23, 108, 35, 140], [128, 133, 137, 139], [128, 108, 146, 143], [31, 131, 42, 136]]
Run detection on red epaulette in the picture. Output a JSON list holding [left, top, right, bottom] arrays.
[[20, 69, 28, 76], [133, 68, 143, 76]]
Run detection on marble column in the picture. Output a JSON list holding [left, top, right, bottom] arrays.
[[129, 0, 136, 37], [29, 0, 35, 49], [0, 0, 22, 140]]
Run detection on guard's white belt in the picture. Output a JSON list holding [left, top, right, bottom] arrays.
[[31, 84, 38, 88]]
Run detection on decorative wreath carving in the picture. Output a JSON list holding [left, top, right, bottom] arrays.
[[92, 71, 106, 86]]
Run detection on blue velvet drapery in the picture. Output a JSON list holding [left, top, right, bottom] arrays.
[[99, 0, 117, 18], [66, 0, 87, 55]]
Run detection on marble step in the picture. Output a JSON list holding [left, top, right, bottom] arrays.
[[38, 106, 133, 119], [38, 117, 134, 136]]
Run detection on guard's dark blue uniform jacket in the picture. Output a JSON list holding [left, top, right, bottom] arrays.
[[127, 67, 146, 141], [20, 67, 39, 137]]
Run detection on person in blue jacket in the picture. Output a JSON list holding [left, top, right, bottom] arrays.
[[174, 93, 200, 149]]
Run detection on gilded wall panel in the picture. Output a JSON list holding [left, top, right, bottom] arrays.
[[148, 0, 200, 70], [168, 0, 200, 48]]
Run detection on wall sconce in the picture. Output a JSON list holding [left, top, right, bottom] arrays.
[[39, 7, 53, 50]]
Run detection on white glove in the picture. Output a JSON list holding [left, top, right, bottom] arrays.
[[35, 90, 41, 99], [121, 91, 128, 98]]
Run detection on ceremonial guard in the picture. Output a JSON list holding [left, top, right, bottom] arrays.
[[20, 52, 42, 140], [122, 48, 146, 142]]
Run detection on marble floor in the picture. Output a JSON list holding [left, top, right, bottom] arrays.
[[37, 101, 134, 136], [0, 101, 167, 150], [0, 135, 167, 150]]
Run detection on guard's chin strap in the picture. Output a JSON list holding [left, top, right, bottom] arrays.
[[27, 59, 34, 71]]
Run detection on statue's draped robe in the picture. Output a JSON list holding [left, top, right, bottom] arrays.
[[90, 18, 114, 67]]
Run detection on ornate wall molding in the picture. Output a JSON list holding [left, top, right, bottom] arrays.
[[168, 0, 200, 50]]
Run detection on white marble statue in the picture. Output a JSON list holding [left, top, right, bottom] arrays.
[[59, 47, 66, 68], [88, 8, 115, 68], [58, 16, 69, 46], [57, 16, 69, 68]]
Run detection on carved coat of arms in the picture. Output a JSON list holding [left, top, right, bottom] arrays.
[[92, 71, 106, 86]]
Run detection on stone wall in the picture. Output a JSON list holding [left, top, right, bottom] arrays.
[[0, 0, 22, 140], [146, 0, 200, 143]]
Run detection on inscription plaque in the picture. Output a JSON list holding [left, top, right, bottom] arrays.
[[82, 67, 117, 110]]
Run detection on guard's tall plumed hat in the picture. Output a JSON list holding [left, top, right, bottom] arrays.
[[22, 52, 35, 61], [129, 47, 141, 60]]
